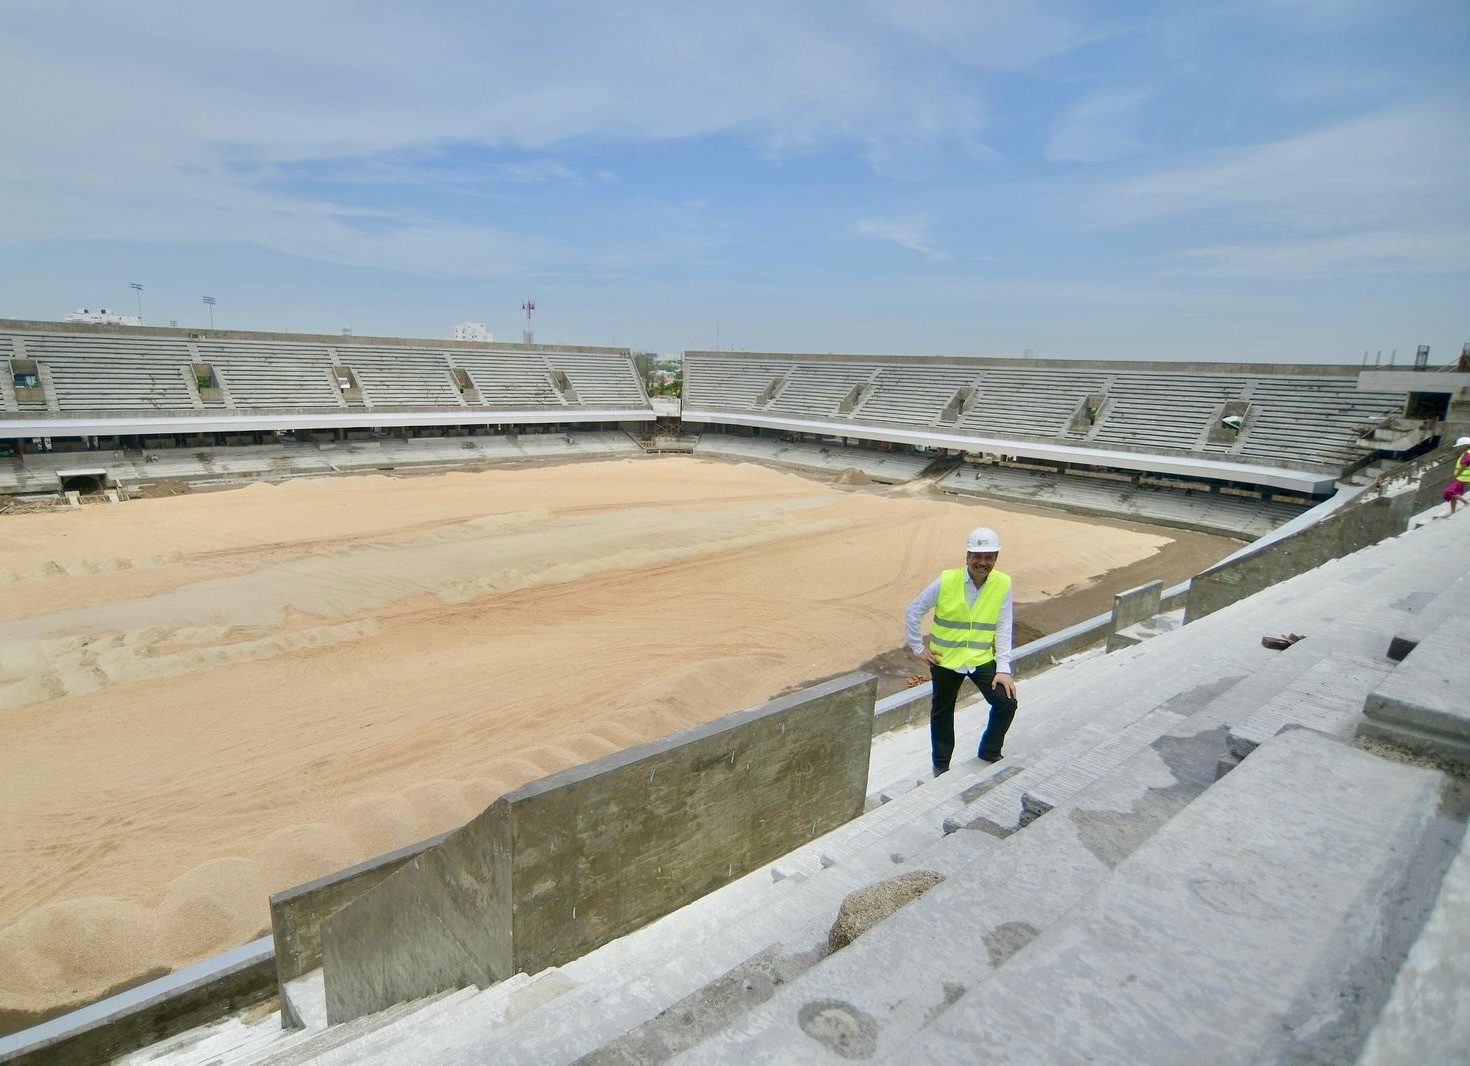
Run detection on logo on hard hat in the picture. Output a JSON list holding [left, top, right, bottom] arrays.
[[966, 527, 1002, 552]]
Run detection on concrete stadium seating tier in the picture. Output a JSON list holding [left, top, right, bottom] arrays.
[[195, 341, 343, 410], [0, 322, 652, 435], [14, 333, 198, 412], [682, 351, 1410, 492]]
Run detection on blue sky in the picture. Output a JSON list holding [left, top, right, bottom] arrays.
[[0, 0, 1465, 362]]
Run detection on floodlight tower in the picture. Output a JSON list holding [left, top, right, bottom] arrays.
[[202, 295, 216, 329], [522, 299, 536, 345], [130, 282, 143, 322]]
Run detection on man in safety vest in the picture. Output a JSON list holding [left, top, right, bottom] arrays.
[[905, 526, 1019, 775]]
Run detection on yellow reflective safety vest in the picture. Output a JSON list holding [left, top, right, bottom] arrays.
[[929, 567, 1010, 672], [1456, 451, 1470, 485]]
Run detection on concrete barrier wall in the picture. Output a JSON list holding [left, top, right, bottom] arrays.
[[269, 830, 453, 987], [0, 940, 274, 1066], [1186, 487, 1415, 622], [320, 672, 877, 1023], [1110, 580, 1163, 633]]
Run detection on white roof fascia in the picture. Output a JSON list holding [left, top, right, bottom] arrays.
[[0, 408, 655, 439]]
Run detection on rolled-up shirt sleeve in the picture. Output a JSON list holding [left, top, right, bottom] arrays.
[[904, 578, 941, 654]]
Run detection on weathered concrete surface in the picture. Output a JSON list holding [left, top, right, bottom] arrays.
[[1186, 487, 1414, 621], [902, 730, 1446, 1066], [0, 939, 275, 1066], [579, 944, 823, 1065], [827, 870, 943, 953], [1362, 612, 1470, 764], [321, 673, 876, 1023], [678, 709, 1240, 1064], [322, 805, 513, 1023], [269, 829, 451, 987], [1106, 608, 1181, 652], [280, 971, 326, 1032], [1357, 829, 1470, 1066], [1386, 572, 1470, 661], [1110, 580, 1162, 634], [1229, 652, 1397, 759]]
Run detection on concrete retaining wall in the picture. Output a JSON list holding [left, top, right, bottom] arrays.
[[0, 940, 273, 1066], [1110, 581, 1163, 632], [269, 830, 453, 987], [320, 673, 878, 1023], [1186, 487, 1416, 622]]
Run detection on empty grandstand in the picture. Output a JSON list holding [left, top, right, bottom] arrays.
[[0, 320, 653, 450], [682, 350, 1436, 500]]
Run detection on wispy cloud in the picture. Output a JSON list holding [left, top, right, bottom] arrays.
[[1167, 227, 1470, 280], [0, 2, 1038, 276], [1075, 103, 1469, 232], [864, 0, 1104, 72], [0, 0, 1463, 360], [277, 156, 592, 189], [1046, 90, 1151, 163], [851, 215, 948, 260]]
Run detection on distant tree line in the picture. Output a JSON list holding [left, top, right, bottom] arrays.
[[633, 352, 682, 396]]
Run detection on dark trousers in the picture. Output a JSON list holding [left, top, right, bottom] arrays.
[[929, 661, 1018, 769]]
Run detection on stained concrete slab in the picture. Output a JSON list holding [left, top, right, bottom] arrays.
[[901, 730, 1447, 1066], [1363, 613, 1470, 757], [1386, 572, 1470, 660], [1357, 828, 1470, 1066]]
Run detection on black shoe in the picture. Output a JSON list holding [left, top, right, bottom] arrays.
[[978, 753, 1003, 764], [932, 765, 950, 777]]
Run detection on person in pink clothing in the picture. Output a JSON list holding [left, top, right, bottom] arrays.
[[1442, 436, 1470, 517]]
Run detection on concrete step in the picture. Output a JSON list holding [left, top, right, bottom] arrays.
[[1228, 651, 1398, 760], [889, 730, 1453, 1065], [1385, 571, 1470, 661], [281, 970, 326, 1030], [114, 1008, 295, 1065], [679, 727, 1452, 1064], [1357, 824, 1470, 1065], [318, 750, 1014, 1064], [255, 985, 481, 1066], [344, 819, 993, 1065], [1360, 605, 1470, 764], [670, 569, 1457, 1064], [672, 675, 1246, 1063], [861, 771, 924, 812]]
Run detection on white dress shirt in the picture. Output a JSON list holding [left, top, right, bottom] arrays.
[[905, 572, 1014, 673]]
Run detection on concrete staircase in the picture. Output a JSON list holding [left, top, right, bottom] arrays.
[[113, 514, 1470, 1065]]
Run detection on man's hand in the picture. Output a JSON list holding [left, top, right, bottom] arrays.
[[992, 671, 1016, 698], [914, 648, 938, 666]]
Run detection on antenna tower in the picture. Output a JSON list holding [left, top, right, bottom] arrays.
[[521, 299, 536, 345]]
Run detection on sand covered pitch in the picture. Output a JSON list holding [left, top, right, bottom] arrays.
[[0, 456, 1234, 1025]]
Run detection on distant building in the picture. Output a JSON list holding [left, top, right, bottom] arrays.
[[65, 307, 143, 326], [451, 321, 492, 342]]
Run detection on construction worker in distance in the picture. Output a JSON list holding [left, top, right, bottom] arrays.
[[905, 526, 1019, 775], [1443, 436, 1470, 517]]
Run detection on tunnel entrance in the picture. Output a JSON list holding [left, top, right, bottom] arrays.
[[56, 468, 110, 495]]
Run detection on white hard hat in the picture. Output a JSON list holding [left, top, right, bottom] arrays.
[[966, 526, 1002, 553], [1456, 436, 1470, 448]]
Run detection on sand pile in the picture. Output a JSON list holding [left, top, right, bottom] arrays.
[[0, 456, 1219, 1026]]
